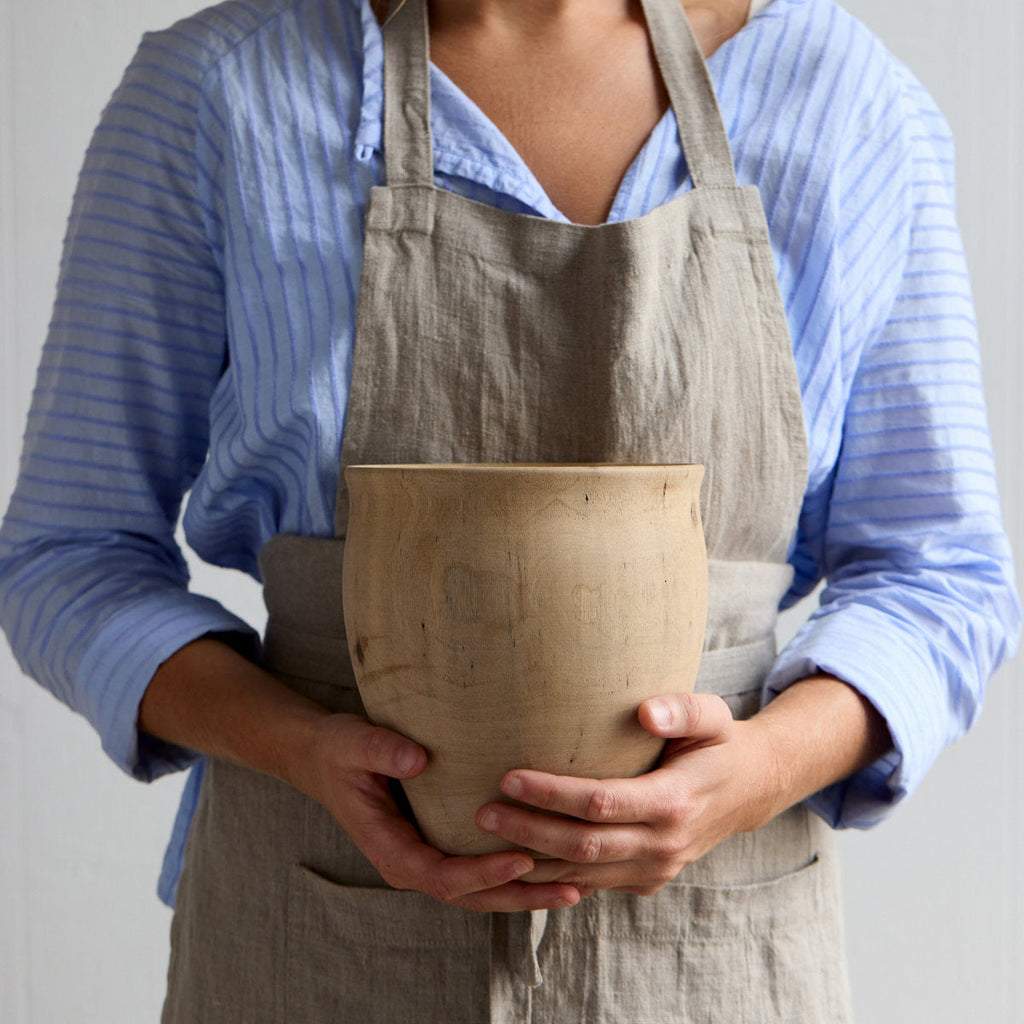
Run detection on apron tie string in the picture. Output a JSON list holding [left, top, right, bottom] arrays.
[[489, 909, 548, 1022]]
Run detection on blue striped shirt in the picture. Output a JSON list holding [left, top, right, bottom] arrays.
[[1, 0, 1019, 903]]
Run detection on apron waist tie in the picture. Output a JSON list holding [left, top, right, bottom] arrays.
[[262, 618, 778, 718]]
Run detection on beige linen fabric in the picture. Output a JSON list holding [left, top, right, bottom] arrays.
[[162, 0, 853, 1020]]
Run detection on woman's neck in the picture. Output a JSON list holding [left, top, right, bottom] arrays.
[[375, 0, 753, 49]]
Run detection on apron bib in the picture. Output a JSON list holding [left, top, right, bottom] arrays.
[[163, 1, 853, 1020]]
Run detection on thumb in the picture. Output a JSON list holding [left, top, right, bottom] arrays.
[[339, 717, 428, 779], [638, 692, 734, 744]]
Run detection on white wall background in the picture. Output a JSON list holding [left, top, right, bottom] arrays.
[[0, 0, 1020, 1020]]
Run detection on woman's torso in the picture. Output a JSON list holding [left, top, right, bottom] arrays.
[[171, 0, 882, 585]]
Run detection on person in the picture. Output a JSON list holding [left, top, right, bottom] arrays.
[[0, 0, 1018, 1020]]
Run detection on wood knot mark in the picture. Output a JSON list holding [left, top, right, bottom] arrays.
[[354, 638, 366, 666]]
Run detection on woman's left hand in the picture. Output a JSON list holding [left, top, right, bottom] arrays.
[[474, 692, 783, 895]]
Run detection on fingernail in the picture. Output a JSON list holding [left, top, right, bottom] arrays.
[[648, 699, 672, 730], [502, 774, 523, 798], [479, 809, 500, 832], [395, 747, 419, 776]]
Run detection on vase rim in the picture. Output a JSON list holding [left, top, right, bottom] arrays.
[[347, 462, 704, 472]]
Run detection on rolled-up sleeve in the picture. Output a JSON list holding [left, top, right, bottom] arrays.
[[0, 33, 257, 781], [767, 61, 1021, 829]]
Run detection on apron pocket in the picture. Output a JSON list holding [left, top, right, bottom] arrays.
[[535, 851, 850, 1024], [285, 864, 492, 1024], [665, 854, 850, 1024]]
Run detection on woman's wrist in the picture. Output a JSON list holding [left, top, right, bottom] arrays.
[[745, 673, 892, 824]]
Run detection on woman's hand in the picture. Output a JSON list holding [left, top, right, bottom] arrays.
[[298, 712, 584, 912], [474, 692, 775, 894], [475, 676, 891, 895]]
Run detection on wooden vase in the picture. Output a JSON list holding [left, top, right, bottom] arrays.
[[341, 463, 708, 855]]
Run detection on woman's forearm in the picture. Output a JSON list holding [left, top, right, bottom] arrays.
[[137, 636, 332, 798]]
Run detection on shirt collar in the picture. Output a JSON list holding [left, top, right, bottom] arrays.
[[353, 1, 561, 217]]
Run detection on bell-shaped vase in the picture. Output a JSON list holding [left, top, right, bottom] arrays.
[[342, 463, 707, 855]]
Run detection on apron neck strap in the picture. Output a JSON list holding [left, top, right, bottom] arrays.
[[381, 0, 737, 191], [638, 0, 737, 189], [382, 0, 434, 187]]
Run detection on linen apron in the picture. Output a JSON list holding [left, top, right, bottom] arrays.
[[162, 0, 854, 1020]]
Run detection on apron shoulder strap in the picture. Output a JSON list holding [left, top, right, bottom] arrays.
[[639, 0, 738, 189], [382, 0, 434, 187]]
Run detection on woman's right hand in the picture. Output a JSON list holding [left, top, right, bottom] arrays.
[[141, 637, 580, 913], [298, 712, 583, 912]]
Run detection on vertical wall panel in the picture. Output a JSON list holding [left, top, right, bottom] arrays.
[[0, 0, 29, 1018], [836, 2, 1023, 1021]]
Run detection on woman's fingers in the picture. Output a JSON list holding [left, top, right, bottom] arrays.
[[498, 765, 670, 824], [369, 811, 581, 911], [316, 699, 737, 907], [494, 693, 734, 825], [456, 880, 584, 913], [477, 802, 656, 863]]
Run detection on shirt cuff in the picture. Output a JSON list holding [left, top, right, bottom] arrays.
[[76, 591, 260, 782], [764, 602, 947, 829]]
